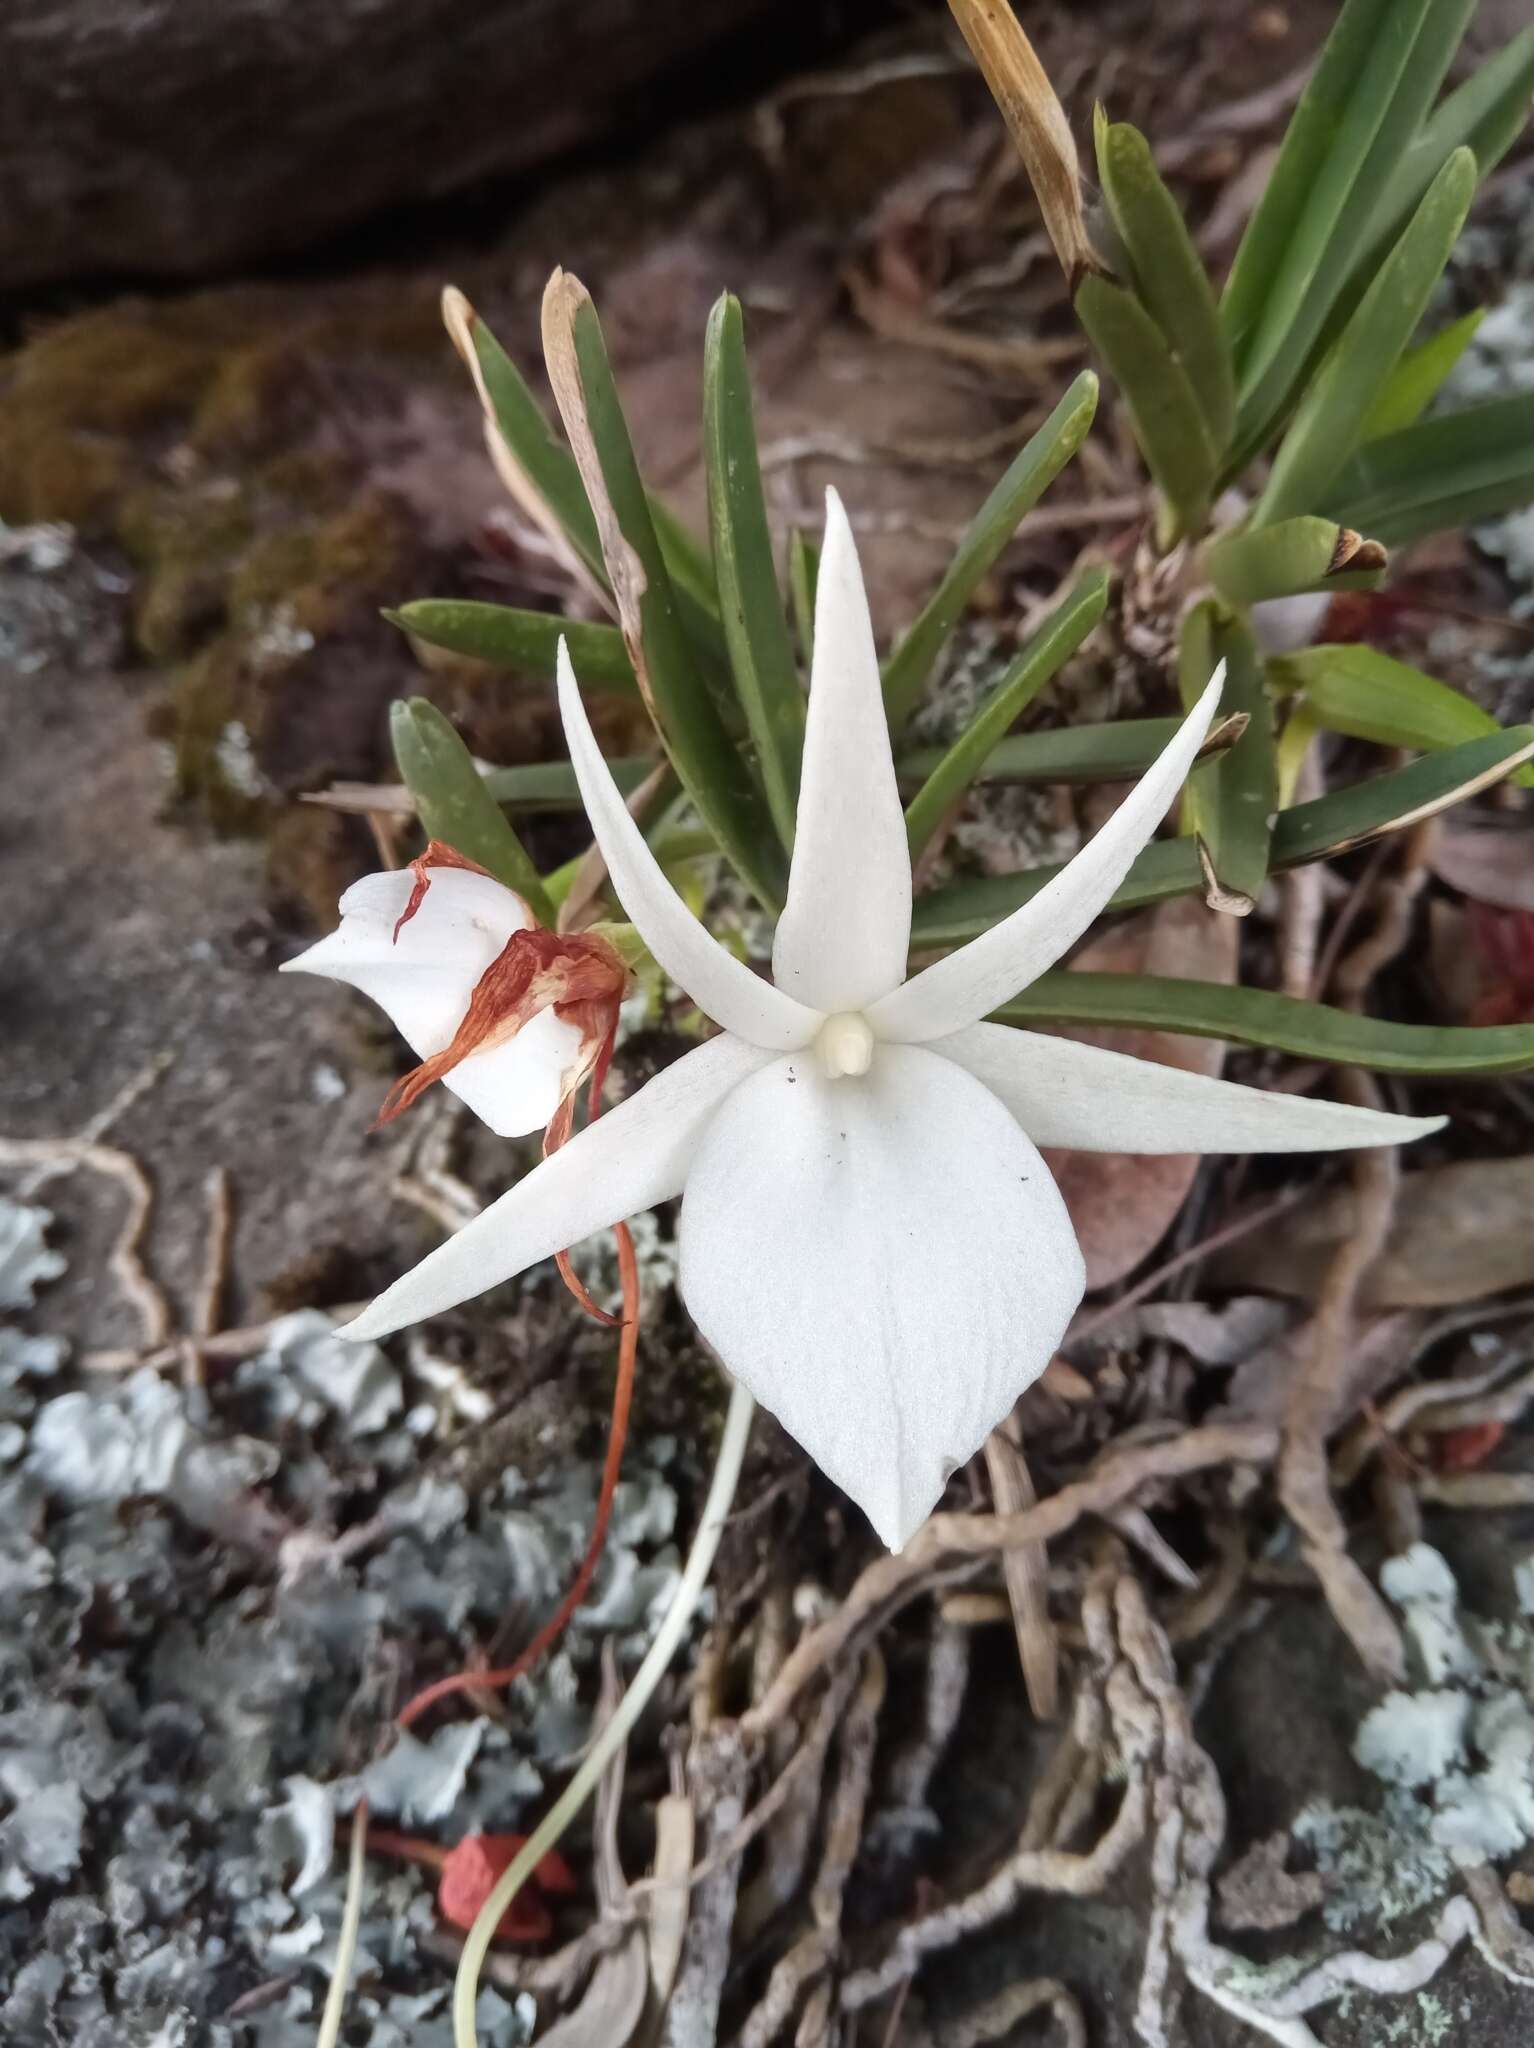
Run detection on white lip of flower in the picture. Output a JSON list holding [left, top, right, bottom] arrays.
[[319, 489, 1443, 1551]]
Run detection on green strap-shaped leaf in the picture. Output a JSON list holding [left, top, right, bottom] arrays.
[[463, 717, 1230, 821], [1204, 516, 1386, 608], [994, 974, 1534, 1075], [788, 530, 819, 672], [388, 600, 638, 696], [1222, 0, 1401, 370], [1178, 605, 1274, 911], [881, 371, 1097, 731], [1359, 308, 1484, 440], [1228, 0, 1473, 454], [1253, 148, 1476, 527], [911, 724, 1534, 943], [703, 295, 806, 850], [390, 697, 556, 925], [1360, 26, 1534, 290], [477, 757, 651, 808], [544, 274, 787, 910], [1075, 274, 1215, 539], [651, 499, 729, 663], [468, 309, 724, 658], [1268, 644, 1534, 790], [904, 568, 1109, 857], [466, 316, 608, 589], [1324, 388, 1534, 545], [1094, 110, 1233, 453], [900, 718, 1200, 788]]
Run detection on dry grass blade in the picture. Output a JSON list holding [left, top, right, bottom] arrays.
[[645, 1775, 695, 2014], [541, 269, 651, 691], [442, 285, 609, 613], [946, 0, 1098, 288], [982, 1423, 1058, 1718]]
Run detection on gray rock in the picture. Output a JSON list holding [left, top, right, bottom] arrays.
[[0, 0, 773, 288]]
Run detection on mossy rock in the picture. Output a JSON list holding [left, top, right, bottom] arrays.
[[0, 284, 463, 842]]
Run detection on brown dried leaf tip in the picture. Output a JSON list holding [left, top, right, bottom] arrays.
[[947, 0, 1100, 288]]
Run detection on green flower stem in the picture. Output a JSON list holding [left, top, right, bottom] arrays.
[[451, 1378, 757, 2048]]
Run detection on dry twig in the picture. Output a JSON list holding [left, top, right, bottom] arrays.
[[0, 1133, 172, 1350]]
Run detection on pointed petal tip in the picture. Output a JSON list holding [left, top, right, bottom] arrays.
[[335, 1305, 390, 1344], [277, 941, 328, 977], [865, 1480, 942, 1554], [1388, 1112, 1449, 1143]]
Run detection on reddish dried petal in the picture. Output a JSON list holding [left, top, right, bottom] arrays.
[[391, 840, 495, 943], [374, 927, 626, 1129], [437, 1832, 566, 1943]]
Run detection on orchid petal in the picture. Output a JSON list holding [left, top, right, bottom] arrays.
[[938, 1024, 1447, 1153], [677, 1044, 1084, 1550], [771, 489, 912, 1011], [281, 870, 582, 1136], [557, 644, 821, 1052], [342, 1033, 776, 1341], [867, 669, 1226, 1043]]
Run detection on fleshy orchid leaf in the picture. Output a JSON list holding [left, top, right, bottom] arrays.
[[482, 757, 654, 809], [1221, 0, 1405, 370], [542, 271, 787, 912], [1074, 273, 1215, 539], [1227, 0, 1473, 455], [995, 975, 1534, 1075], [1093, 109, 1233, 453], [1204, 516, 1387, 607], [450, 296, 608, 590], [388, 601, 638, 697], [1268, 645, 1534, 790], [348, 717, 1245, 831], [788, 529, 819, 673], [1359, 25, 1534, 290], [913, 725, 1534, 943], [1323, 389, 1534, 545], [449, 293, 724, 662], [1275, 701, 1322, 811], [1359, 307, 1485, 440], [703, 294, 806, 850], [899, 716, 1240, 790], [1253, 147, 1476, 527], [873, 676, 1224, 1045], [389, 697, 556, 925], [904, 567, 1109, 858], [880, 371, 1098, 732], [1178, 606, 1274, 913]]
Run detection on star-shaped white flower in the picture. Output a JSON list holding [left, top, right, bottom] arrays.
[[320, 491, 1441, 1549]]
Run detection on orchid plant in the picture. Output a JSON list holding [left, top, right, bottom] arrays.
[[290, 494, 1439, 1550], [285, 23, 1534, 2024]]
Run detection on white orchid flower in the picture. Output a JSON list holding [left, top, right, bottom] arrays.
[[283, 844, 626, 1140], [314, 491, 1441, 1550]]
